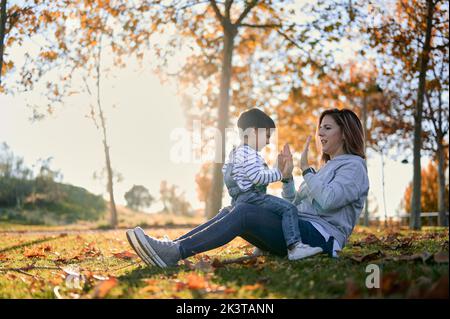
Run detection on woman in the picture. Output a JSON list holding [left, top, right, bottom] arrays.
[[126, 108, 370, 268]]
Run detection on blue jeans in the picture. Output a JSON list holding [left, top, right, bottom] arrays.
[[223, 160, 301, 247], [235, 192, 301, 247], [175, 203, 335, 259]]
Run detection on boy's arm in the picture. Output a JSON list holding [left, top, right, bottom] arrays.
[[238, 147, 282, 185]]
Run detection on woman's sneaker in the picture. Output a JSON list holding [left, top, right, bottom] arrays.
[[126, 229, 155, 266], [134, 227, 181, 268], [288, 242, 323, 260]]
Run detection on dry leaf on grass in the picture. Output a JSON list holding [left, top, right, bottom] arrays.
[[350, 250, 385, 263], [186, 273, 207, 290], [93, 277, 118, 298], [23, 248, 46, 258], [113, 251, 138, 260]]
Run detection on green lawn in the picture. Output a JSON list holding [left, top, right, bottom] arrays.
[[0, 225, 448, 299]]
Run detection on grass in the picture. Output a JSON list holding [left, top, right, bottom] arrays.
[[0, 223, 448, 299]]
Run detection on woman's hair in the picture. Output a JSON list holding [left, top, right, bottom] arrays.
[[317, 108, 366, 163]]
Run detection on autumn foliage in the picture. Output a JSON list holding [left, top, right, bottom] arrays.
[[402, 160, 449, 214]]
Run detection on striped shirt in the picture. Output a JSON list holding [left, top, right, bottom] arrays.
[[222, 144, 282, 191]]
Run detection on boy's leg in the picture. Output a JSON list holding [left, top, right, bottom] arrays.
[[249, 194, 302, 248]]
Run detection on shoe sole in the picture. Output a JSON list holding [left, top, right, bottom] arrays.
[[126, 229, 155, 267], [134, 227, 168, 268], [288, 248, 323, 261]]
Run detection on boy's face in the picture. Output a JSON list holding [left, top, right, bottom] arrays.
[[254, 128, 273, 151]]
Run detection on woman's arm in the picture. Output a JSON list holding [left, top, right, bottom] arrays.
[[303, 162, 367, 211]]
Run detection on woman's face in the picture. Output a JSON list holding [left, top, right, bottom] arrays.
[[318, 115, 345, 158]]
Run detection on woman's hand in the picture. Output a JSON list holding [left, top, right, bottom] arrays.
[[300, 136, 312, 172]]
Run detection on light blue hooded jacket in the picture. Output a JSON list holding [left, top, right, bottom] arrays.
[[281, 154, 370, 248]]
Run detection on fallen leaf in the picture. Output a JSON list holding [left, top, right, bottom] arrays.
[[93, 277, 118, 298], [186, 273, 207, 290], [23, 248, 46, 258], [390, 252, 433, 263], [433, 251, 449, 264], [350, 250, 384, 263], [113, 251, 138, 260], [0, 253, 8, 261], [242, 283, 263, 291], [363, 234, 380, 245], [140, 279, 161, 294]]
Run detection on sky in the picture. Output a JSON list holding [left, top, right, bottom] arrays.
[[0, 0, 434, 218]]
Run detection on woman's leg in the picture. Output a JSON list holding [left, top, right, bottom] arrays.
[[174, 205, 233, 241], [177, 203, 288, 259]]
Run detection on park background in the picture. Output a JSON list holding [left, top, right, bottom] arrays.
[[0, 0, 448, 299]]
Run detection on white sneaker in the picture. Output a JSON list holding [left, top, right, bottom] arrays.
[[288, 242, 323, 260]]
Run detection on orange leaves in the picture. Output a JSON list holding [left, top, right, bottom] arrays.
[[39, 51, 58, 61], [93, 277, 118, 298], [1, 61, 14, 76], [186, 273, 207, 290], [23, 245, 52, 259], [80, 241, 102, 258], [112, 251, 138, 260], [139, 279, 161, 294]]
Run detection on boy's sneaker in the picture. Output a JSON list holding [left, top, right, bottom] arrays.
[[288, 242, 323, 261], [126, 229, 155, 267], [134, 227, 181, 268]]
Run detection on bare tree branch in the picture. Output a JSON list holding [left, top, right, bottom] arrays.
[[210, 0, 225, 24], [238, 23, 282, 28], [234, 0, 258, 26], [224, 0, 233, 19]]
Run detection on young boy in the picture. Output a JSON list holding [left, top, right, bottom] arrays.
[[222, 108, 323, 260]]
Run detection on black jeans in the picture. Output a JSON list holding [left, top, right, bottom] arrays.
[[175, 203, 335, 259]]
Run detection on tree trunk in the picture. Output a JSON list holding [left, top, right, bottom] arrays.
[[103, 139, 118, 228], [206, 22, 236, 219], [436, 136, 448, 226], [410, 0, 434, 230], [381, 150, 389, 228], [0, 0, 7, 85], [96, 35, 118, 228], [362, 94, 369, 226]]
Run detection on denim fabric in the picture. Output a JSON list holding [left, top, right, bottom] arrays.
[[223, 161, 301, 247], [177, 203, 335, 259]]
